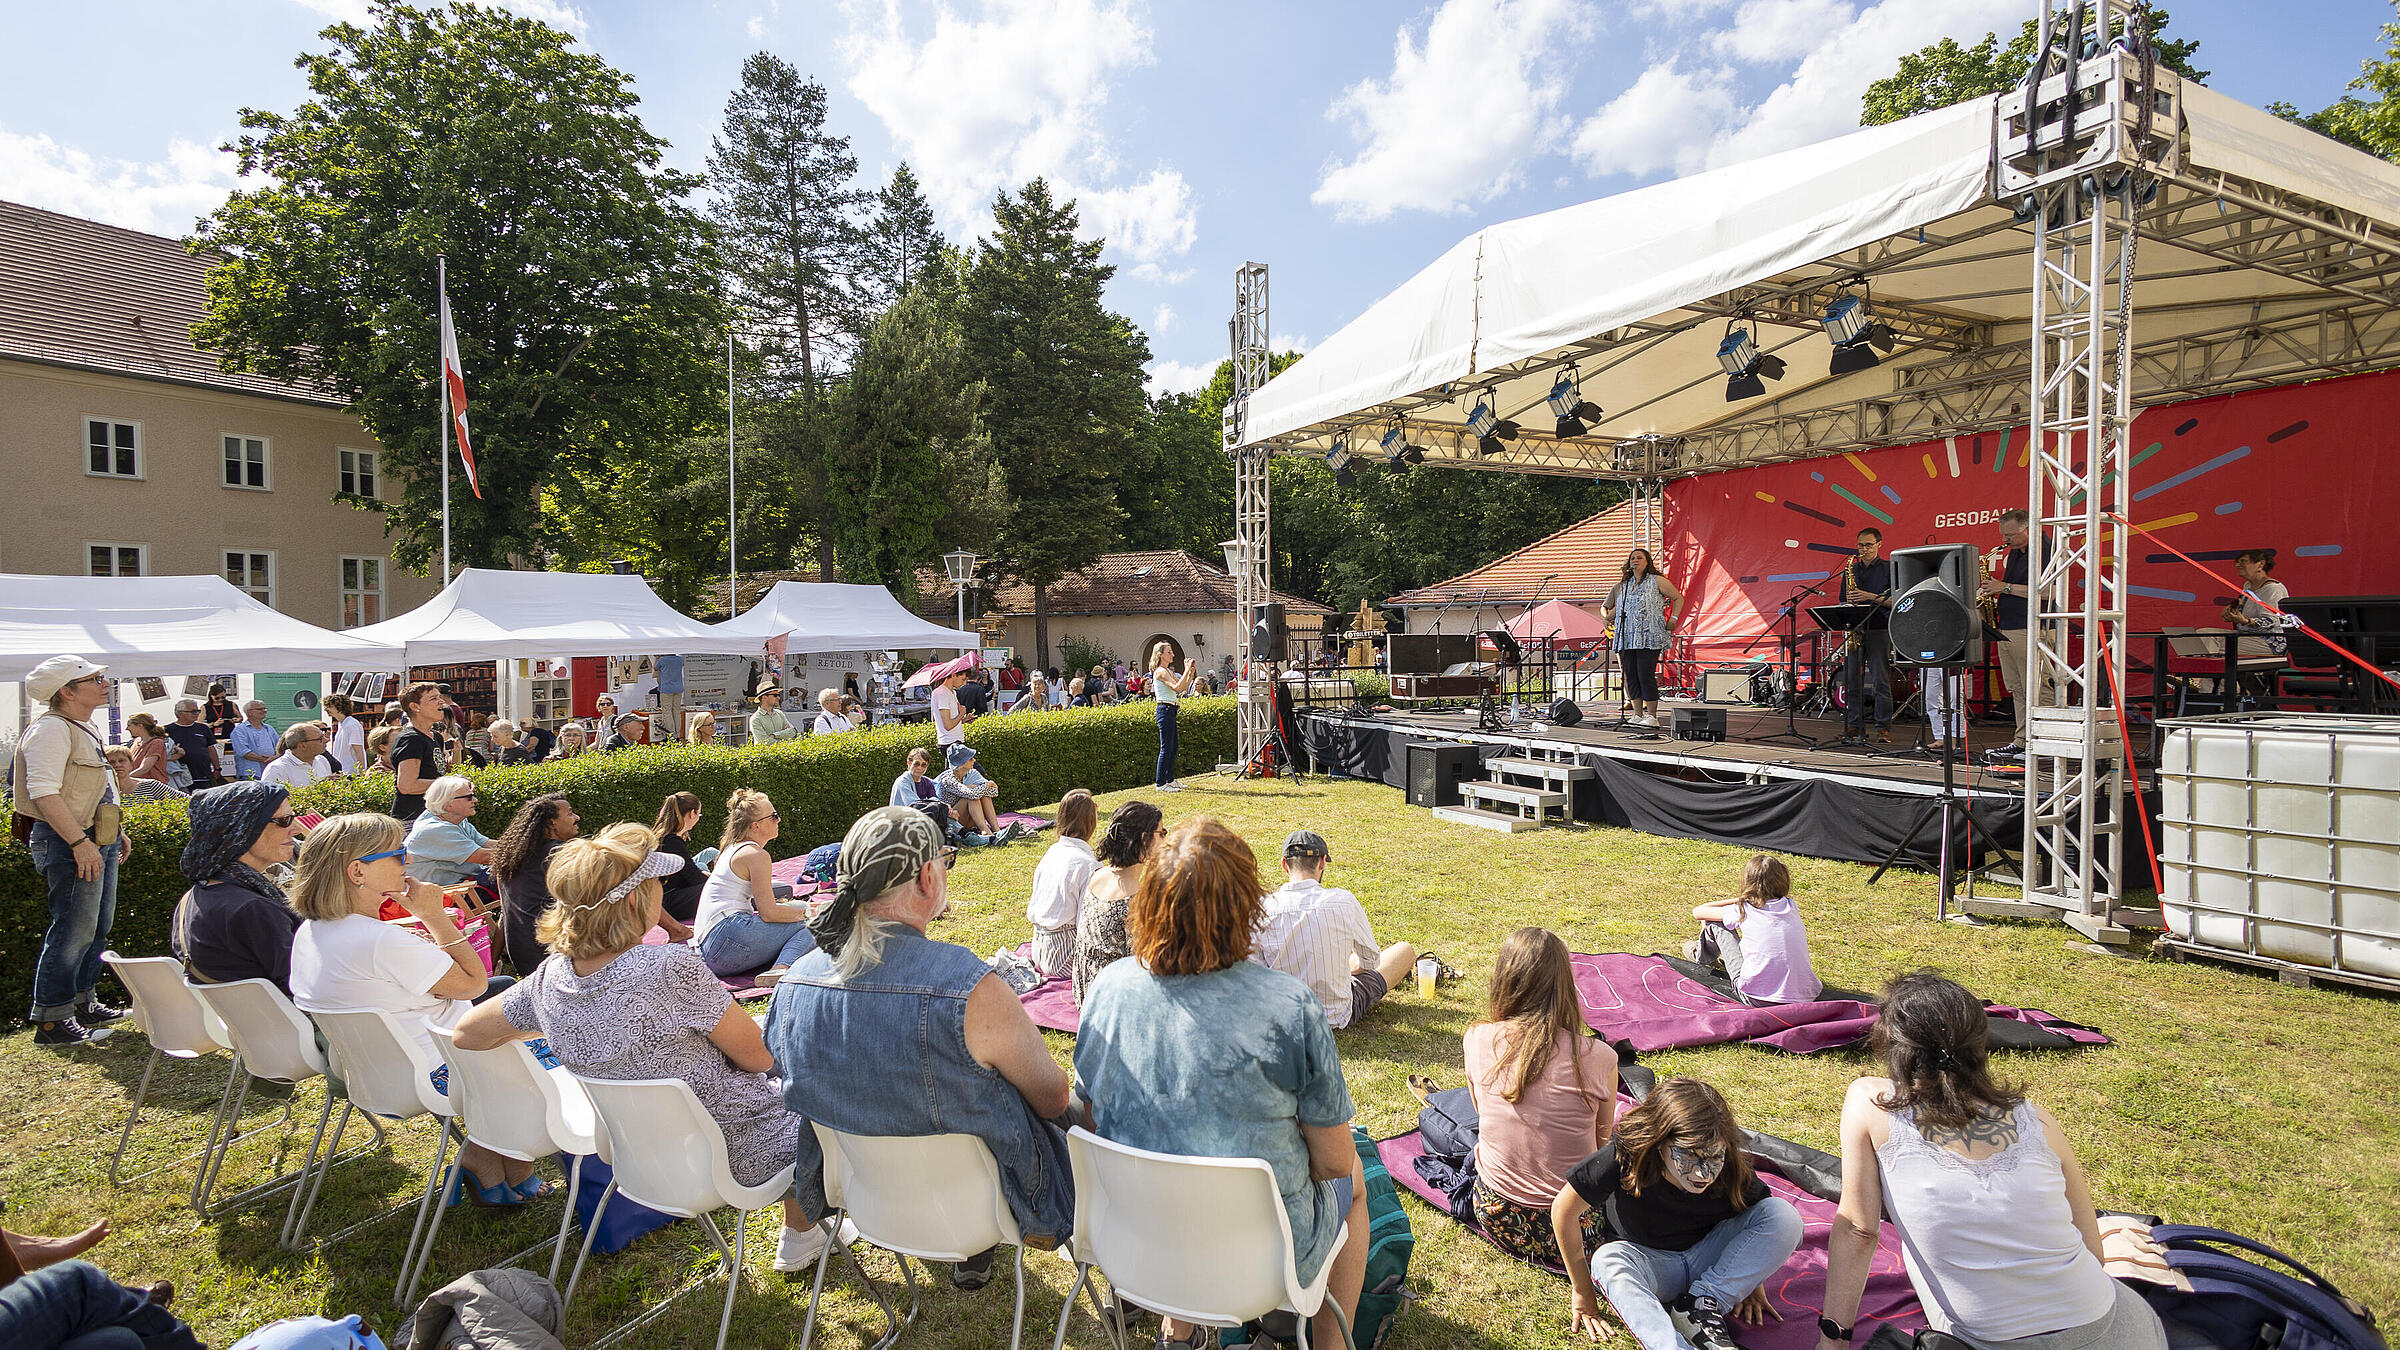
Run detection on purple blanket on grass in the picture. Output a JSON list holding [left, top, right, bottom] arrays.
[[1009, 942, 1081, 1033], [1572, 953, 2110, 1055], [1375, 1124, 1929, 1350]]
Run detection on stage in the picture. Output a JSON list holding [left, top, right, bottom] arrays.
[[1293, 701, 2157, 883]]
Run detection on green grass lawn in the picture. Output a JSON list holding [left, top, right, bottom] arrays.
[[6, 775, 2398, 1348]]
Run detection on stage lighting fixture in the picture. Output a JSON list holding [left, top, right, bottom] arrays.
[[1716, 325, 1787, 401], [1821, 293, 1897, 376], [1324, 438, 1357, 487], [1379, 424, 1420, 472], [1546, 373, 1604, 439], [1466, 399, 1518, 456]]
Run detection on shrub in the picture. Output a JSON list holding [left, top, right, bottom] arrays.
[[1058, 635, 1118, 678], [0, 697, 1233, 1024]]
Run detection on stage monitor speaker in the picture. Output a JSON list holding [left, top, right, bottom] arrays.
[[1253, 603, 1288, 662], [1406, 741, 1480, 808], [1549, 697, 1583, 727], [1388, 633, 1476, 675], [1699, 665, 1764, 704], [1888, 544, 1981, 667], [1672, 707, 1727, 742]]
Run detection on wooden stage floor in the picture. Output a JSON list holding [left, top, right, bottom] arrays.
[[1307, 703, 2061, 801]]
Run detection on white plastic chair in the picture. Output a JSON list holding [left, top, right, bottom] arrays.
[[800, 1126, 1048, 1350], [306, 1008, 459, 1294], [562, 1075, 797, 1350], [1058, 1126, 1355, 1350], [415, 1025, 600, 1308], [183, 977, 385, 1236], [101, 953, 245, 1187]]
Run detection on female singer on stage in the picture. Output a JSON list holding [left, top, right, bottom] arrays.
[[1605, 549, 1683, 729]]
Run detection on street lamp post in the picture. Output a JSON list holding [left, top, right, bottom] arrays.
[[942, 549, 979, 635]]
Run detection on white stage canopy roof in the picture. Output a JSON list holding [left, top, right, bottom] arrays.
[[349, 568, 765, 665], [715, 581, 977, 655], [0, 573, 407, 680], [1244, 84, 2400, 479]]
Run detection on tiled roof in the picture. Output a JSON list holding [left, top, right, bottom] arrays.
[[1390, 500, 1641, 606], [919, 550, 1334, 618], [0, 198, 345, 407]]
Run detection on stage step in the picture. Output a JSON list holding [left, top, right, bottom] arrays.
[[1488, 756, 1595, 788], [1431, 803, 1548, 834], [1458, 780, 1573, 825]]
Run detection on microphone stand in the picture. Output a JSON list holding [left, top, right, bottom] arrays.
[[1754, 576, 1834, 749]]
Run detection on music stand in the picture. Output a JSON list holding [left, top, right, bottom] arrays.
[[1752, 587, 1830, 749]]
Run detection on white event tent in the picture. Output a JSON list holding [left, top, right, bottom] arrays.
[[716, 581, 977, 655], [0, 573, 407, 681], [347, 567, 765, 664]]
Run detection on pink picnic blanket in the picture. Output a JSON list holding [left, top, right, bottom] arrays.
[[639, 925, 780, 1000], [1572, 954, 2109, 1055], [1376, 1121, 1928, 1350], [1009, 942, 1081, 1033]]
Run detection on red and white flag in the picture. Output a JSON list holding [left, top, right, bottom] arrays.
[[437, 286, 482, 498]]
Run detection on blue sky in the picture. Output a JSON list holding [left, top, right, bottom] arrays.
[[2, 0, 2391, 394]]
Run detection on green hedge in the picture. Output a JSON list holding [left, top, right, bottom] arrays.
[[0, 697, 1232, 1025]]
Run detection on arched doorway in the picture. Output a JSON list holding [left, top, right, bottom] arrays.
[[1138, 633, 1184, 669]]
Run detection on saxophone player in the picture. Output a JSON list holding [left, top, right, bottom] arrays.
[[1836, 527, 1894, 744]]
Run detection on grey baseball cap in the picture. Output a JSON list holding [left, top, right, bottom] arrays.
[[1282, 829, 1330, 860]]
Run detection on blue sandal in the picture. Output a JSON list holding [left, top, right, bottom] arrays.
[[510, 1173, 556, 1201], [447, 1168, 527, 1209]]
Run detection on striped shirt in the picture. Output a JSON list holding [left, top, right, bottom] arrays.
[[1251, 877, 1381, 1029]]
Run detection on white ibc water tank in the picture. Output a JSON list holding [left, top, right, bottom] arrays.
[[2157, 714, 2400, 980]]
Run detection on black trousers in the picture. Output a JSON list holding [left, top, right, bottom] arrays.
[[1620, 648, 1662, 701]]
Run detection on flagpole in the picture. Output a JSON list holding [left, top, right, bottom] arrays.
[[438, 253, 452, 585]]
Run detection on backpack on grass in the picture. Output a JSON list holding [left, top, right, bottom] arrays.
[[2132, 1225, 2385, 1350], [1214, 1126, 1416, 1349]]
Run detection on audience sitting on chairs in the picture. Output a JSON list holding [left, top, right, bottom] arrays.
[[1072, 799, 1162, 1003], [693, 788, 816, 980], [260, 723, 336, 794], [1066, 677, 1092, 708], [1253, 829, 1418, 1031], [936, 744, 1021, 845], [105, 745, 183, 804], [484, 718, 530, 766], [1026, 790, 1098, 980], [286, 813, 539, 1207], [651, 791, 710, 928], [766, 805, 1075, 1290], [1819, 972, 2168, 1350], [489, 792, 581, 973], [403, 776, 498, 904], [548, 723, 589, 761], [1074, 816, 1372, 1350], [364, 725, 396, 775], [1554, 1077, 1802, 1350], [685, 711, 719, 745], [812, 688, 860, 735], [170, 781, 303, 994], [1461, 927, 1619, 1268], [1686, 855, 1822, 1006], [454, 823, 848, 1272], [1009, 670, 1052, 712]]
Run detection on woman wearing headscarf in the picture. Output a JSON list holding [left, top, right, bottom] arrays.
[[170, 782, 303, 992]]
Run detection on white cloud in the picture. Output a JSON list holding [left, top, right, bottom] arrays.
[[1150, 303, 1176, 333], [0, 127, 236, 237], [1127, 263, 1194, 286], [1271, 332, 1312, 356], [746, 13, 766, 39], [1312, 0, 1590, 222], [838, 0, 1197, 265], [1699, 0, 2019, 166], [1569, 63, 1738, 179], [293, 0, 592, 34], [1145, 358, 1217, 396], [1710, 0, 1855, 64]]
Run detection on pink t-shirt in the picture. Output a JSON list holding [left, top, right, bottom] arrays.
[[1464, 1024, 1619, 1209]]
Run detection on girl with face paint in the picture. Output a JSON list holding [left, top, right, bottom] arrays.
[[1551, 1078, 1802, 1350]]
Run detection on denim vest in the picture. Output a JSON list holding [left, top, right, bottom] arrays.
[[765, 924, 1073, 1244]]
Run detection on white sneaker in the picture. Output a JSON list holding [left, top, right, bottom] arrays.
[[1156, 781, 1183, 792], [774, 1218, 859, 1272]]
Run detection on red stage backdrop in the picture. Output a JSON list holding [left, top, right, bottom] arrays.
[[1662, 368, 2400, 665]]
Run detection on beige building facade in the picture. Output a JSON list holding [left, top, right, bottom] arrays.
[[1, 199, 436, 630]]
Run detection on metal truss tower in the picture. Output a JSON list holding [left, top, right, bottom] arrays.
[[1970, 1, 2176, 940], [1225, 262, 1275, 771]]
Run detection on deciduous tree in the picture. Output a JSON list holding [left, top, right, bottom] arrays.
[[1862, 8, 2205, 126]]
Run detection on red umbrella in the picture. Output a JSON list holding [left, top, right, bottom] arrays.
[[903, 650, 983, 689], [1501, 599, 1612, 648]]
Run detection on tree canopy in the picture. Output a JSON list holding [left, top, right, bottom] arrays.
[[2270, 5, 2400, 159], [192, 0, 722, 575], [1862, 8, 2206, 126]]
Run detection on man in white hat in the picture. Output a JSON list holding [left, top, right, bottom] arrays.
[[10, 655, 132, 1047]]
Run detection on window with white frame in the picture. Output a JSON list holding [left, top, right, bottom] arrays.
[[222, 435, 270, 490], [340, 556, 384, 627], [338, 448, 377, 499], [88, 542, 147, 576], [85, 418, 141, 478], [225, 550, 273, 605]]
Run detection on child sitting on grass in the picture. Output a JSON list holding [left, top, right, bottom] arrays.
[[1553, 1078, 1801, 1350], [936, 743, 1021, 846], [1686, 855, 1822, 1006]]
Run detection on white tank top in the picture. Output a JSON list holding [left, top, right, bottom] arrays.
[[694, 843, 764, 940], [1876, 1101, 2117, 1342]]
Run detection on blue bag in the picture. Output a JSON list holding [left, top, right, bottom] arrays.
[[2133, 1225, 2385, 1350], [567, 1152, 680, 1256], [802, 841, 842, 883]]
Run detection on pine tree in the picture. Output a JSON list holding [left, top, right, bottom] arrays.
[[863, 162, 945, 307], [962, 179, 1151, 665]]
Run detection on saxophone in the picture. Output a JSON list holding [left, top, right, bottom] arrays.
[[1979, 548, 2005, 632], [1839, 554, 1863, 655]]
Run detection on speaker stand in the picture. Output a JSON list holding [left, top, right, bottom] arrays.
[[1867, 666, 2016, 915]]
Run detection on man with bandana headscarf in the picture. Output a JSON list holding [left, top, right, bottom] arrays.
[[765, 806, 1076, 1290], [172, 781, 304, 992]]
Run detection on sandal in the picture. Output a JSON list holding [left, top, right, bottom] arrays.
[[1407, 1074, 1441, 1104], [510, 1173, 557, 1201], [448, 1168, 527, 1209]]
